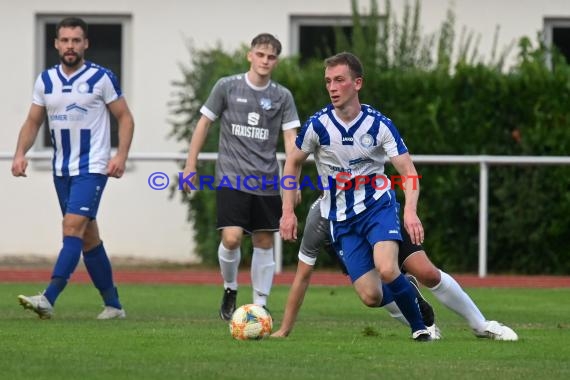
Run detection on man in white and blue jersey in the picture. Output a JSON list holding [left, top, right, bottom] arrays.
[[273, 196, 518, 341], [280, 52, 431, 341], [11, 17, 134, 320], [182, 33, 300, 321]]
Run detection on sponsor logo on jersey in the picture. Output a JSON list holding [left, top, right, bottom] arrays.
[[236, 97, 248, 103], [65, 103, 88, 114], [247, 112, 260, 126], [231, 124, 269, 140], [49, 103, 88, 122], [348, 157, 373, 166]]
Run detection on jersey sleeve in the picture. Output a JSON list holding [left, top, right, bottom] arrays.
[[295, 118, 321, 154], [32, 75, 46, 107], [200, 77, 228, 121], [102, 69, 123, 104], [280, 88, 301, 131], [379, 116, 409, 157]]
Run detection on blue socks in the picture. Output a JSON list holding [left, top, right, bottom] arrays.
[[44, 236, 83, 305], [83, 243, 122, 309], [379, 283, 395, 306], [386, 274, 425, 332]]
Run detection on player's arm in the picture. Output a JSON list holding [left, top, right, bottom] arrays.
[[390, 152, 423, 244], [271, 260, 314, 337], [182, 115, 213, 192], [280, 147, 309, 241], [282, 127, 302, 205], [107, 97, 135, 178], [11, 104, 46, 177]]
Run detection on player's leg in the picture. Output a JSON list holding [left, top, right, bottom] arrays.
[[365, 196, 429, 340], [216, 188, 248, 321], [373, 241, 429, 340], [18, 175, 100, 318], [398, 228, 438, 335], [82, 220, 125, 319], [250, 231, 274, 307], [403, 251, 518, 340], [17, 213, 87, 319], [250, 194, 281, 308], [333, 213, 428, 340]]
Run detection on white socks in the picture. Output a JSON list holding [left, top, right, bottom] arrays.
[[218, 243, 240, 290], [251, 247, 275, 306], [383, 301, 409, 325], [428, 270, 487, 331]]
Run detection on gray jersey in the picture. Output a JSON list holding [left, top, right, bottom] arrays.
[[298, 198, 331, 265], [200, 73, 300, 195]]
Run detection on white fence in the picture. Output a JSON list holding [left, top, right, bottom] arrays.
[[2, 152, 570, 277]]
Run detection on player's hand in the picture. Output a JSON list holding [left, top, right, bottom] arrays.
[[11, 156, 28, 177], [107, 155, 127, 178], [280, 211, 298, 241], [181, 166, 197, 193], [403, 208, 424, 245], [270, 329, 289, 338]]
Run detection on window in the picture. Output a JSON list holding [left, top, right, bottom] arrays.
[[290, 15, 361, 63], [544, 18, 570, 67], [35, 15, 131, 151]]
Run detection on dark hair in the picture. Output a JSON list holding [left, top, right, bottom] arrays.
[[324, 52, 363, 79], [250, 33, 282, 56], [56, 17, 88, 38]]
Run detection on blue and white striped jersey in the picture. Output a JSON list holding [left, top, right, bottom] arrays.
[[32, 61, 122, 176], [296, 104, 408, 221]]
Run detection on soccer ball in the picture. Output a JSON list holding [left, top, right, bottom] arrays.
[[229, 304, 273, 340]]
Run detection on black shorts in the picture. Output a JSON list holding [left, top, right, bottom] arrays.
[[216, 187, 281, 233], [398, 228, 424, 269]]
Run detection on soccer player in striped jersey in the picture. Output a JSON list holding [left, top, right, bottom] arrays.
[[181, 33, 300, 321], [280, 52, 430, 341], [11, 17, 134, 320], [272, 197, 518, 341]]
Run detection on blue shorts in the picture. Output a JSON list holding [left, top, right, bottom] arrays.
[[54, 174, 108, 219], [331, 190, 402, 282]]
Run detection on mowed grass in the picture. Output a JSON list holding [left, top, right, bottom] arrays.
[[0, 283, 569, 380]]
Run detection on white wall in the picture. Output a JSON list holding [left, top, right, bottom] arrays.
[[1, 0, 569, 263]]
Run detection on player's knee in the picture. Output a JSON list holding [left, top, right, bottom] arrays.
[[358, 290, 382, 307], [378, 267, 400, 283], [62, 223, 84, 237], [415, 267, 441, 288], [222, 236, 241, 250]]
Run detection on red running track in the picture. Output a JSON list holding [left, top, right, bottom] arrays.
[[1, 268, 570, 288]]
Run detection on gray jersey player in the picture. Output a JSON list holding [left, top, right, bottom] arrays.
[[182, 33, 300, 321]]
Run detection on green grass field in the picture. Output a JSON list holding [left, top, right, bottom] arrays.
[[0, 283, 568, 380]]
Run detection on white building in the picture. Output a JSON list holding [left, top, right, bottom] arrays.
[[1, 0, 569, 263]]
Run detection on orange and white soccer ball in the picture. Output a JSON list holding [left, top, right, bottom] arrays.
[[229, 304, 273, 340]]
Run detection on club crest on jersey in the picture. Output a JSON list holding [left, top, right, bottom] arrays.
[[359, 133, 374, 147], [259, 98, 272, 110], [77, 82, 90, 94]]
